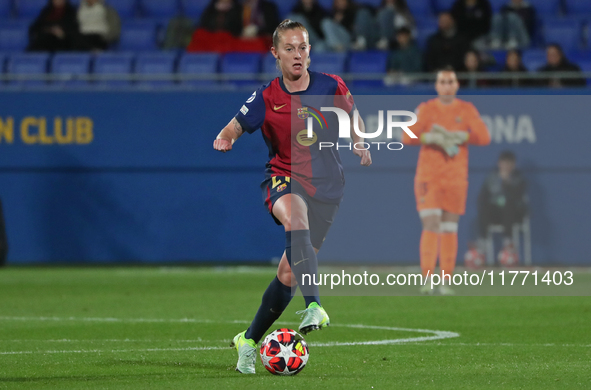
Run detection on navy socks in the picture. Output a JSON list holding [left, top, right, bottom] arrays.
[[286, 230, 321, 307]]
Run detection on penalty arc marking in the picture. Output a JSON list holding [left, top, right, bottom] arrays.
[[0, 316, 459, 354]]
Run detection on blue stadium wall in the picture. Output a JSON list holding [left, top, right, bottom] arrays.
[[0, 89, 589, 265]]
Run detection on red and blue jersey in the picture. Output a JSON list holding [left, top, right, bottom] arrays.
[[234, 71, 355, 203]]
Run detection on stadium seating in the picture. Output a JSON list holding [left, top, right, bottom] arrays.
[[221, 52, 261, 88], [0, 20, 29, 52], [274, 0, 297, 19], [6, 52, 50, 86], [178, 52, 219, 86], [415, 18, 439, 49], [348, 51, 387, 88], [407, 0, 433, 17], [488, 0, 508, 12], [0, 0, 11, 18], [0, 52, 7, 74], [51, 53, 92, 86], [357, 0, 381, 9], [15, 0, 46, 18], [310, 52, 347, 74], [93, 52, 135, 86], [521, 49, 547, 71], [565, 0, 591, 15], [535, 0, 562, 17], [317, 0, 333, 12], [262, 52, 278, 75], [180, 0, 210, 19], [140, 0, 180, 18], [434, 0, 456, 12], [543, 18, 583, 53], [135, 52, 177, 87], [118, 20, 159, 51], [110, 0, 138, 19]]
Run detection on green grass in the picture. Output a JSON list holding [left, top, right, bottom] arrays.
[[0, 267, 590, 389]]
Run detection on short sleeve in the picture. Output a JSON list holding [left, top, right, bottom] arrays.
[[328, 74, 356, 116], [234, 86, 267, 134]]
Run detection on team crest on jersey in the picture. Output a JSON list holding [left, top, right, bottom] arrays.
[[346, 90, 352, 100], [297, 107, 309, 120], [276, 183, 287, 193]]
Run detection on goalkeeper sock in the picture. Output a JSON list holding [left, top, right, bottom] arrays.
[[440, 232, 458, 277], [420, 230, 439, 277], [286, 230, 320, 307], [245, 276, 293, 344]]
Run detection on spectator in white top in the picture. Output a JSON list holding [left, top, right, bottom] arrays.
[[76, 0, 120, 51]]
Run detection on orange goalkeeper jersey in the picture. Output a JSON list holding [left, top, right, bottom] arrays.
[[402, 98, 491, 184]]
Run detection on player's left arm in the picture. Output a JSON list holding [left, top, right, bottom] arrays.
[[466, 103, 491, 146]]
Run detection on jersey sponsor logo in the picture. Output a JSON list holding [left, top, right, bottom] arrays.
[[296, 129, 317, 146], [240, 105, 249, 115], [246, 91, 256, 103], [274, 104, 287, 111]]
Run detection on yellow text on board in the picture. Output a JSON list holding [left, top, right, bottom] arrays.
[[0, 117, 94, 144]]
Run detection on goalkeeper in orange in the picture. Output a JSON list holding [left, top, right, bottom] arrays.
[[402, 67, 491, 295]]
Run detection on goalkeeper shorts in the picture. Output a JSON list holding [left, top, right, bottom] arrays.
[[414, 180, 468, 215]]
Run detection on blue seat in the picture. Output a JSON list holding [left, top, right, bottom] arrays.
[[521, 49, 547, 71], [348, 51, 387, 88], [536, 0, 561, 17], [0, 52, 7, 75], [356, 0, 381, 9], [15, 0, 46, 18], [111, 0, 138, 18], [6, 53, 50, 86], [272, 0, 297, 18], [178, 52, 219, 86], [118, 20, 158, 51], [93, 52, 135, 86], [434, 0, 456, 12], [310, 52, 347, 74], [488, 0, 507, 12], [51, 53, 92, 86], [415, 18, 439, 49], [543, 19, 582, 52], [262, 52, 278, 75], [565, 0, 591, 15], [407, 0, 433, 17], [221, 52, 261, 88], [317, 0, 333, 12], [135, 52, 177, 87], [180, 0, 210, 19], [140, 0, 180, 18], [0, 21, 29, 52], [0, 0, 12, 18]]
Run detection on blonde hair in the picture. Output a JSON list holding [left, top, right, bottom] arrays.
[[272, 19, 311, 69]]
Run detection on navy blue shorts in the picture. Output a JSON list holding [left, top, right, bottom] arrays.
[[260, 176, 340, 250]]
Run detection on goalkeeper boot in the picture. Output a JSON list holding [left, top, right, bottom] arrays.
[[297, 302, 330, 335], [230, 331, 256, 374]]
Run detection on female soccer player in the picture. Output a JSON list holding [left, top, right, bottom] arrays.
[[213, 19, 371, 374]]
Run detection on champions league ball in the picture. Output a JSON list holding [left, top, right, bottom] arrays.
[[464, 248, 486, 269], [260, 329, 309, 376], [498, 247, 519, 267]]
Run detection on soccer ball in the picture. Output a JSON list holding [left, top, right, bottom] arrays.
[[464, 248, 486, 269], [498, 247, 519, 267], [260, 328, 309, 376]]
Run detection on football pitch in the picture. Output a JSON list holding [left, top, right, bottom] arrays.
[[1, 267, 590, 389]]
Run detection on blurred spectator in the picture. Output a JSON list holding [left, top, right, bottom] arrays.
[[459, 49, 489, 87], [163, 17, 196, 50], [289, 0, 329, 51], [321, 0, 374, 51], [500, 0, 536, 40], [387, 27, 421, 73], [450, 0, 492, 44], [28, 0, 80, 52], [500, 49, 529, 87], [423, 12, 470, 72], [490, 0, 535, 50], [75, 0, 120, 51], [199, 0, 243, 37], [477, 150, 527, 261], [538, 44, 586, 88], [376, 0, 415, 50], [240, 0, 280, 38]]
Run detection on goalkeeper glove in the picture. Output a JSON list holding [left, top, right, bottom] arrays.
[[421, 130, 459, 157], [432, 124, 469, 145]]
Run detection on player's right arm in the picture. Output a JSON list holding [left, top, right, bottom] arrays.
[[213, 87, 267, 153], [213, 118, 244, 153], [403, 102, 429, 146]]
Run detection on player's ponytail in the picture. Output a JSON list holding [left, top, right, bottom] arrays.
[[272, 19, 312, 70]]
